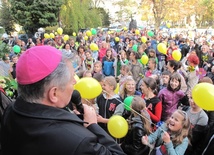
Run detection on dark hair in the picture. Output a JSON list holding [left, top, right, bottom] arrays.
[[167, 72, 181, 91], [2, 56, 9, 61], [142, 77, 158, 95], [130, 50, 141, 59], [63, 43, 70, 49], [77, 45, 85, 52], [168, 60, 180, 71]]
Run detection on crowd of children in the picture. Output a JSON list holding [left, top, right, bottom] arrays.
[[1, 28, 214, 155]]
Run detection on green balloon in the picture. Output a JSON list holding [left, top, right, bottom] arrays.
[[124, 96, 134, 111], [132, 44, 138, 52], [147, 31, 154, 37], [91, 28, 97, 35], [13, 45, 21, 54]]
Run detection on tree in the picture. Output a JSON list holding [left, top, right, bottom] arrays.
[[113, 0, 139, 22], [8, 0, 62, 34], [95, 8, 110, 27], [201, 0, 214, 26], [60, 0, 106, 34], [91, 0, 104, 8], [0, 0, 15, 34]]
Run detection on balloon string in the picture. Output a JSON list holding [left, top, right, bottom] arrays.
[[102, 91, 165, 133]]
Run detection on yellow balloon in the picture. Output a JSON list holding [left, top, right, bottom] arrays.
[[157, 43, 167, 55], [50, 33, 55, 39], [44, 33, 50, 39], [135, 29, 140, 35], [63, 35, 69, 41], [75, 77, 102, 99], [90, 43, 98, 51], [141, 36, 147, 43], [166, 23, 171, 28], [107, 115, 128, 138], [57, 27, 63, 35], [84, 36, 88, 40], [123, 27, 128, 31], [73, 32, 76, 36], [141, 55, 149, 65], [86, 30, 92, 37], [172, 50, 182, 61], [74, 74, 79, 82], [114, 83, 119, 94], [115, 37, 119, 42], [192, 83, 214, 110]]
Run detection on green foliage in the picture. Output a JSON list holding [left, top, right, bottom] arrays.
[[95, 8, 110, 27], [9, 0, 63, 34], [0, 41, 10, 59], [0, 1, 15, 34], [201, 0, 214, 25], [60, 0, 109, 33], [0, 76, 17, 98]]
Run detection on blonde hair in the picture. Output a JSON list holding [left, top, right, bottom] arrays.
[[94, 61, 102, 67], [166, 109, 191, 146], [131, 96, 151, 134], [119, 77, 135, 99], [120, 50, 127, 59], [120, 65, 132, 76], [103, 76, 117, 90]]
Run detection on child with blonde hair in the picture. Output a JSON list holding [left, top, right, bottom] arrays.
[[142, 109, 191, 155], [96, 76, 124, 133]]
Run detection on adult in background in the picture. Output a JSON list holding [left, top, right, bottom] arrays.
[[0, 56, 11, 77], [1, 46, 125, 155]]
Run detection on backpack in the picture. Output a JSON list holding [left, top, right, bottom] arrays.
[[103, 61, 114, 76]]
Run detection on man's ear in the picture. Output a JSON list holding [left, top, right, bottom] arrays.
[[48, 87, 58, 103]]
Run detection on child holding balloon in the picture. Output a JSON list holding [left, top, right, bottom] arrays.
[[96, 76, 124, 133], [121, 96, 151, 155], [142, 109, 191, 155]]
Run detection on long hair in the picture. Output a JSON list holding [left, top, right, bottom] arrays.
[[131, 95, 151, 135], [18, 53, 71, 103], [105, 48, 114, 60], [119, 77, 135, 100], [166, 109, 191, 146]]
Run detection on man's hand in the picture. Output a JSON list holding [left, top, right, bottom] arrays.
[[83, 104, 97, 128]]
